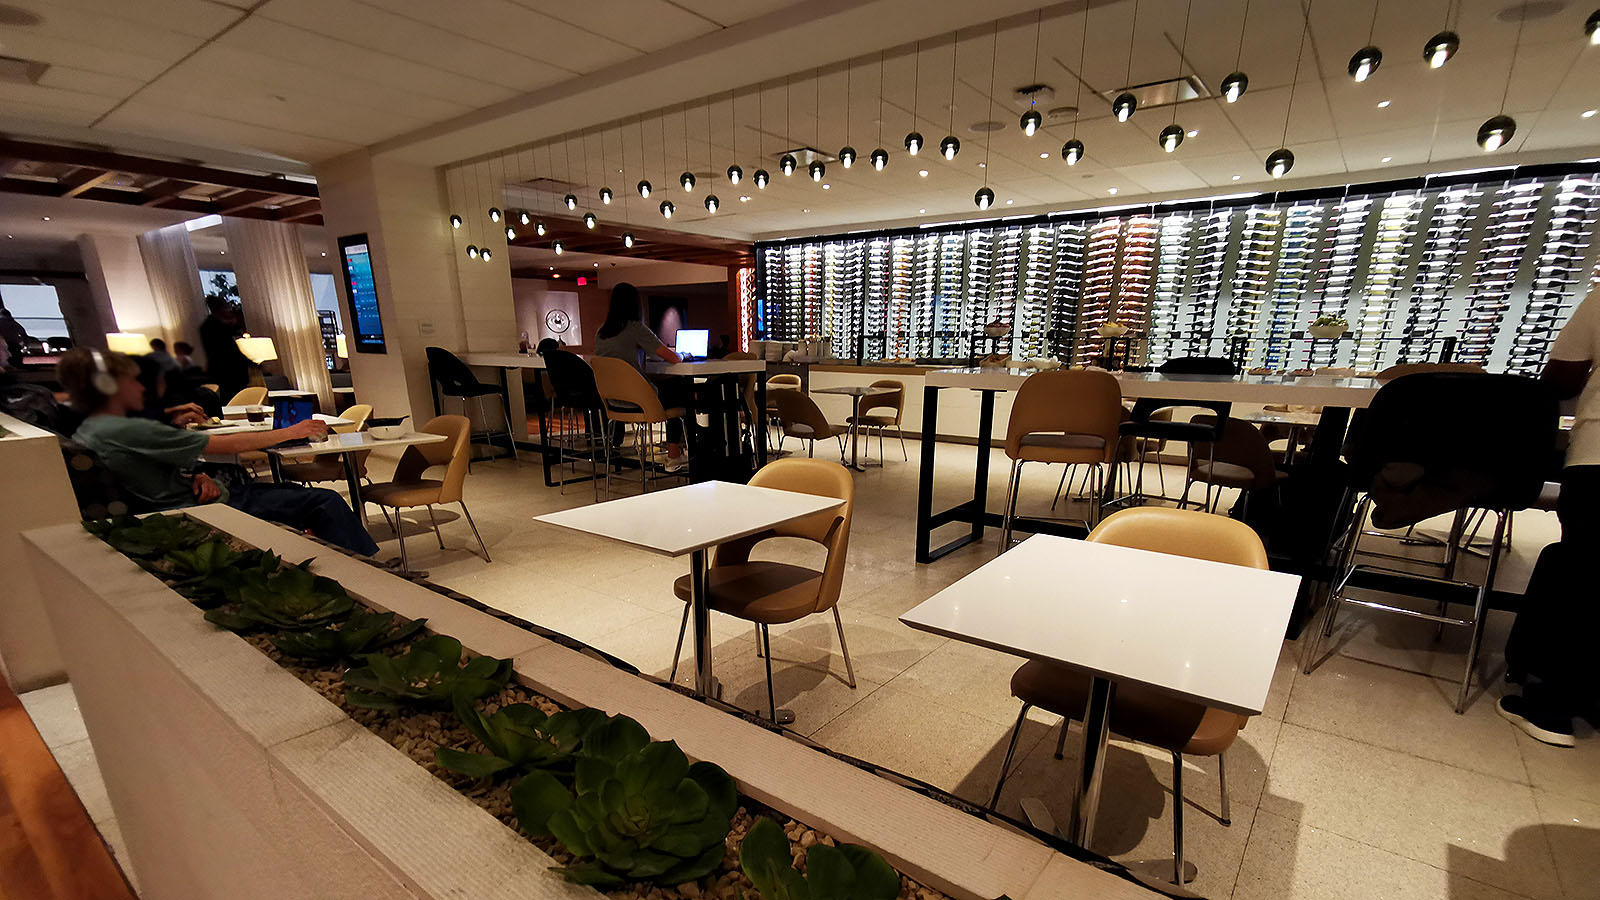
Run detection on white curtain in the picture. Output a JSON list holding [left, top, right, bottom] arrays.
[[221, 218, 334, 412], [136, 224, 206, 355]]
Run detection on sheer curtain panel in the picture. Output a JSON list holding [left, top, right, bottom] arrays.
[[221, 218, 333, 411], [136, 224, 206, 355]]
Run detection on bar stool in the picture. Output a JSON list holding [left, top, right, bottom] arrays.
[[541, 349, 611, 500], [998, 369, 1123, 555], [591, 357, 688, 494], [1182, 416, 1287, 519], [424, 347, 518, 467], [1113, 357, 1235, 508]]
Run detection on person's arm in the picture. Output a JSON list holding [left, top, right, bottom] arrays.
[[655, 344, 683, 364], [1542, 359, 1591, 401], [1545, 291, 1597, 401], [205, 418, 329, 454], [632, 321, 681, 364]]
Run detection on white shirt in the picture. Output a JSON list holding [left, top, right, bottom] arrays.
[[1550, 290, 1600, 467]]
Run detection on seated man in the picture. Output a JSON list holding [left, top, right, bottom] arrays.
[[58, 349, 379, 557]]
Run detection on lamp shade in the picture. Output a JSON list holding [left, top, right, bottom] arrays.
[[235, 334, 278, 364], [335, 333, 348, 359], [105, 332, 149, 355]]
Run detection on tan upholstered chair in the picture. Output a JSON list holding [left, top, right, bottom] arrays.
[[847, 379, 907, 463], [765, 374, 802, 450], [1182, 416, 1287, 517], [227, 386, 268, 407], [990, 506, 1266, 885], [668, 458, 855, 722], [772, 389, 849, 462], [591, 356, 687, 493], [1376, 362, 1485, 382], [363, 415, 488, 568], [1000, 369, 1123, 553], [278, 404, 373, 484]]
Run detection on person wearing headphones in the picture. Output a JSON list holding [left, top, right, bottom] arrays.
[[56, 349, 379, 556]]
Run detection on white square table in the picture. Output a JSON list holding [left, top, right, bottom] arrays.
[[266, 431, 448, 529], [900, 534, 1299, 847], [535, 481, 843, 702]]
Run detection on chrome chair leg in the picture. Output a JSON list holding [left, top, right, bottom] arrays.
[[460, 501, 490, 562], [754, 622, 763, 657], [1457, 509, 1507, 714], [426, 504, 444, 549], [395, 513, 409, 572], [999, 458, 1023, 556], [832, 605, 857, 689], [1172, 751, 1186, 885], [760, 624, 779, 724], [669, 604, 690, 682], [1218, 750, 1231, 826], [502, 392, 520, 465], [988, 702, 1032, 810], [896, 426, 908, 461], [1051, 465, 1072, 511], [1303, 494, 1368, 675]]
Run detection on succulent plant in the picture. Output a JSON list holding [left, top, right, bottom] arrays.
[[740, 816, 900, 900], [165, 540, 264, 608], [202, 555, 355, 632], [511, 735, 737, 887], [88, 513, 213, 558], [435, 693, 614, 779], [342, 635, 512, 711], [271, 610, 427, 663]]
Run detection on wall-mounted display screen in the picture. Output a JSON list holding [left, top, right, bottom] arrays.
[[338, 234, 386, 354]]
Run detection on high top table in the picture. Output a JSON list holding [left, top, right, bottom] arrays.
[[535, 481, 842, 710], [901, 534, 1300, 848], [811, 385, 893, 471]]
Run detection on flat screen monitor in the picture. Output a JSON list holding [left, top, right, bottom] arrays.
[[272, 397, 314, 430], [674, 329, 709, 358], [338, 233, 386, 354]]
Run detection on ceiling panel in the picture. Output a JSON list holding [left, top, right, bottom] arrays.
[[666, 0, 797, 28], [100, 99, 364, 162], [355, 0, 639, 74], [504, 0, 720, 53]]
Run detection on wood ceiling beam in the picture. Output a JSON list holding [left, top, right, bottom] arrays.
[[214, 190, 279, 215], [0, 138, 317, 199], [57, 168, 118, 198], [138, 178, 197, 205], [0, 159, 23, 178]]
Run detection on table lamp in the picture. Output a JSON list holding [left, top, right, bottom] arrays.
[[105, 332, 149, 355], [235, 334, 278, 364]]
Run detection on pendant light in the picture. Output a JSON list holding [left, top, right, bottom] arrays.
[[563, 194, 577, 210], [505, 225, 516, 240], [450, 214, 462, 228], [1021, 109, 1042, 136], [1062, 6, 1088, 165], [660, 200, 675, 218], [780, 153, 797, 176], [705, 194, 720, 213], [1221, 0, 1251, 102], [623, 232, 635, 248], [1479, 7, 1525, 151], [489, 207, 501, 222], [839, 148, 856, 168], [940, 136, 960, 160], [1348, 3, 1383, 83], [975, 187, 994, 209], [905, 41, 923, 155], [975, 23, 999, 211], [780, 77, 798, 176], [1268, 0, 1311, 179], [809, 161, 825, 181], [703, 98, 720, 213], [754, 168, 771, 188], [1424, 0, 1460, 70], [676, 105, 696, 192], [1113, 0, 1140, 122], [467, 245, 479, 259], [1158, 0, 1194, 154], [1588, 9, 1599, 43], [481, 247, 492, 262], [1159, 124, 1184, 152], [1020, 14, 1045, 139], [618, 121, 635, 254], [638, 179, 652, 198], [536, 221, 546, 236], [599, 187, 613, 204], [1062, 139, 1084, 164], [872, 52, 890, 172], [840, 62, 857, 167], [583, 212, 597, 229], [553, 240, 564, 255], [679, 171, 696, 191], [808, 70, 825, 183], [518, 211, 530, 226], [728, 164, 744, 183]]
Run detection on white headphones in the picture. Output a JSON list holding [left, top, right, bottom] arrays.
[[90, 350, 119, 396]]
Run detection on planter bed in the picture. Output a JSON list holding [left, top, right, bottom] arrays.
[[23, 504, 1161, 900]]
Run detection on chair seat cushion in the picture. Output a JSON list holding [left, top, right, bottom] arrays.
[[1193, 461, 1288, 490], [1013, 432, 1107, 464], [1010, 660, 1245, 756], [671, 561, 823, 625], [848, 414, 898, 426], [364, 479, 444, 508]]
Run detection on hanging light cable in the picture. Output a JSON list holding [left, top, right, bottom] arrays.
[[940, 33, 961, 160], [754, 82, 771, 187], [1349, 0, 1384, 82], [975, 22, 999, 211], [620, 117, 634, 249], [637, 116, 653, 199], [1112, 0, 1141, 122], [561, 136, 577, 210], [1021, 11, 1044, 136], [680, 105, 696, 191], [780, 77, 798, 175], [871, 52, 889, 171], [840, 64, 857, 168], [1478, 6, 1525, 150], [727, 90, 744, 184], [905, 42, 924, 154], [809, 68, 826, 182], [705, 97, 720, 212], [1267, 0, 1312, 178], [1063, 4, 1088, 164], [1159, 0, 1194, 153], [1221, 0, 1251, 102], [1424, 0, 1460, 68]]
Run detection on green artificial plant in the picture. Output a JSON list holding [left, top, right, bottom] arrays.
[[271, 609, 427, 663], [739, 816, 900, 900], [435, 692, 612, 779], [202, 554, 355, 632], [342, 635, 512, 710], [165, 539, 265, 608]]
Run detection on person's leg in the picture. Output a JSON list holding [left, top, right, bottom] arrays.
[[655, 376, 694, 459], [227, 483, 380, 556]]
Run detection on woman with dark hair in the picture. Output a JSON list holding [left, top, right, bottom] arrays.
[[592, 282, 691, 470]]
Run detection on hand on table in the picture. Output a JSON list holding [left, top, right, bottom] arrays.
[[192, 473, 222, 504], [166, 402, 208, 426], [285, 419, 331, 441]]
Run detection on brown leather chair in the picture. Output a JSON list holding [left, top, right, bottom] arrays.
[[771, 389, 849, 462], [669, 458, 855, 722], [1376, 362, 1484, 382], [591, 356, 687, 494], [765, 373, 802, 450], [847, 379, 907, 463], [1000, 369, 1123, 553], [277, 404, 373, 484], [989, 506, 1267, 885], [1182, 416, 1287, 518], [363, 415, 488, 569]]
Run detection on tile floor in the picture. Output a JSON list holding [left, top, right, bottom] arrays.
[[24, 433, 1595, 900]]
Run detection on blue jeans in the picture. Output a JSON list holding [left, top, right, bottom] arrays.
[[225, 482, 380, 556]]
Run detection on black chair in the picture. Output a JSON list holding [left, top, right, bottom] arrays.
[[330, 372, 353, 388], [1301, 372, 1557, 713], [262, 374, 292, 391], [425, 346, 518, 467], [1113, 357, 1236, 507], [541, 348, 611, 499]]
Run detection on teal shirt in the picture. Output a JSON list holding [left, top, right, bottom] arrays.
[[74, 415, 212, 509]]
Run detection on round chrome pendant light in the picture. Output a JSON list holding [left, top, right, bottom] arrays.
[[1477, 115, 1516, 151], [622, 232, 635, 248], [1266, 148, 1295, 178], [727, 164, 744, 184], [839, 147, 856, 168], [536, 221, 547, 236], [599, 187, 613, 204], [808, 161, 825, 181], [1424, 30, 1459, 68], [974, 186, 994, 210], [563, 194, 577, 210], [1221, 72, 1248, 102], [449, 214, 462, 228], [1159, 124, 1185, 152], [704, 194, 720, 213], [553, 240, 563, 255], [518, 211, 530, 226], [480, 248, 492, 262], [466, 245, 478, 259], [637, 179, 652, 199], [1112, 92, 1137, 122], [870, 148, 888, 170], [1062, 139, 1085, 165], [779, 153, 798, 176], [504, 226, 516, 240], [660, 200, 675, 218], [1348, 46, 1382, 82], [753, 168, 771, 188], [940, 136, 960, 160], [488, 207, 501, 222], [583, 212, 597, 229], [904, 131, 923, 154], [1020, 109, 1042, 136], [679, 171, 696, 191]]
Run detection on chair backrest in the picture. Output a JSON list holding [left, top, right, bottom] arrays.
[[1088, 506, 1268, 569], [716, 458, 855, 612], [725, 351, 760, 419], [768, 374, 802, 389], [860, 379, 905, 420], [1158, 357, 1239, 376], [227, 386, 268, 407], [1187, 417, 1280, 488], [425, 346, 486, 395], [262, 374, 292, 391], [333, 403, 373, 434], [543, 349, 602, 409], [1346, 372, 1556, 522], [1004, 369, 1122, 461], [1375, 362, 1485, 382], [590, 356, 669, 421], [330, 372, 354, 388], [392, 415, 472, 503], [772, 388, 834, 438]]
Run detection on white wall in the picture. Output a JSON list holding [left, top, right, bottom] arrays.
[[598, 261, 726, 289], [77, 232, 159, 346]]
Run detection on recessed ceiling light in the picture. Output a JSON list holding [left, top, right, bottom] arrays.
[[740, 195, 751, 202], [1381, 155, 1393, 162], [1377, 100, 1391, 108], [1231, 175, 1242, 181], [41, 216, 49, 221], [822, 183, 830, 189], [321, 251, 327, 256], [918, 169, 929, 177], [1005, 199, 1014, 205], [802, 208, 809, 213], [1584, 109, 1598, 118], [593, 262, 599, 267], [1186, 129, 1198, 137], [919, 208, 927, 213], [978, 162, 986, 168], [1107, 187, 1118, 195]]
